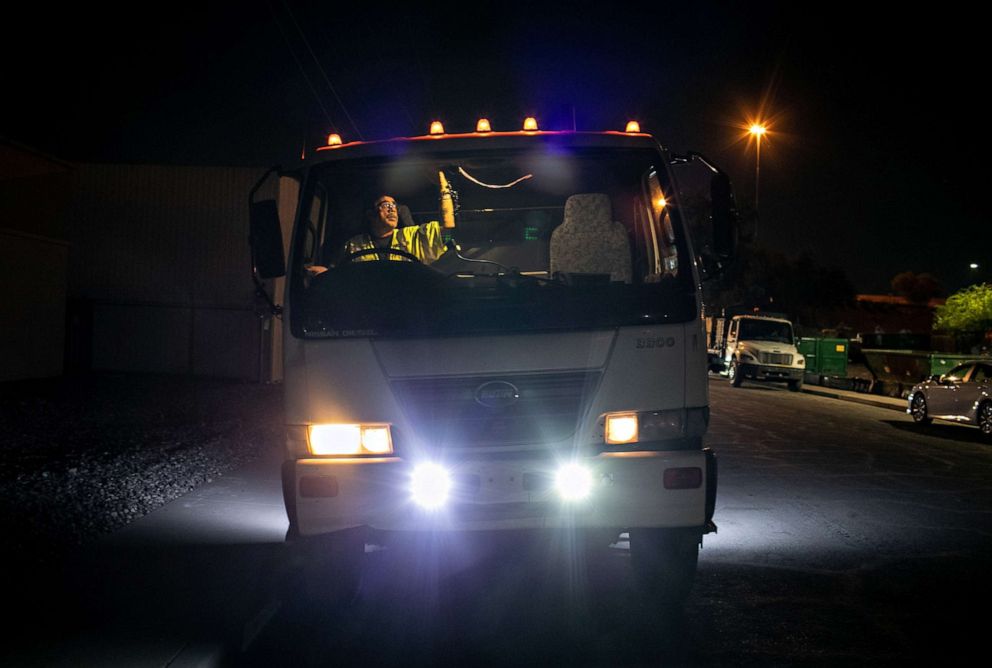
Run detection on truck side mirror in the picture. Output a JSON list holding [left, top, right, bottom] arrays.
[[710, 172, 739, 261], [250, 199, 285, 279]]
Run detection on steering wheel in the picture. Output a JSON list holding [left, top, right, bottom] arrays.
[[339, 247, 423, 264]]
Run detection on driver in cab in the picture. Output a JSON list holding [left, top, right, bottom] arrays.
[[340, 195, 447, 265]]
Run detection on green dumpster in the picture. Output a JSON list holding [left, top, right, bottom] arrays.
[[799, 338, 848, 376], [928, 353, 982, 377]]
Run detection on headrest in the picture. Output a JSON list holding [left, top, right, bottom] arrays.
[[563, 193, 612, 226]]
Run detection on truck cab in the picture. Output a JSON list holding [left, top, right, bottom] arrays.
[[710, 314, 805, 391], [250, 121, 738, 604]]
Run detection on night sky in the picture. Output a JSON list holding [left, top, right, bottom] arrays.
[[5, 1, 989, 293]]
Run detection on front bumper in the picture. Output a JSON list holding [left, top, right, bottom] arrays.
[[739, 363, 803, 382], [286, 449, 715, 536]]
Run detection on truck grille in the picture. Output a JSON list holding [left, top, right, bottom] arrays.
[[759, 352, 793, 365], [390, 372, 601, 448]]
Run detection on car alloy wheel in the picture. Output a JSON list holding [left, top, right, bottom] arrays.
[[911, 394, 932, 424], [979, 402, 992, 437]]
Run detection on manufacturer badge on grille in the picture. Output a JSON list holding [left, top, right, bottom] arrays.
[[474, 381, 520, 408]]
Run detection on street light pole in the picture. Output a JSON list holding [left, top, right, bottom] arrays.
[[749, 123, 766, 211]]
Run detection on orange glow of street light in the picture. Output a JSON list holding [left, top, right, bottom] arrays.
[[749, 123, 767, 137]]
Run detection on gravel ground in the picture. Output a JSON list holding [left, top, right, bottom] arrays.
[[0, 373, 283, 559]]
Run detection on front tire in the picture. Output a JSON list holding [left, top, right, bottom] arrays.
[[297, 528, 367, 606], [787, 378, 802, 392], [910, 393, 933, 425], [629, 530, 700, 606], [729, 360, 743, 387]]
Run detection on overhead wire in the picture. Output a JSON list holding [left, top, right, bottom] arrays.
[[266, 1, 336, 132], [280, 0, 364, 140]]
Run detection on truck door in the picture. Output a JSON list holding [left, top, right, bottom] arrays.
[[725, 319, 738, 362]]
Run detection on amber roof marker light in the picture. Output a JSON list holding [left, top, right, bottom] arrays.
[[625, 121, 641, 133], [476, 118, 492, 133], [522, 117, 539, 131], [429, 121, 445, 135], [327, 133, 343, 146]]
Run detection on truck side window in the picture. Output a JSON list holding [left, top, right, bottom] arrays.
[[302, 184, 328, 267], [643, 171, 678, 279]]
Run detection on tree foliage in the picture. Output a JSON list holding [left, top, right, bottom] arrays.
[[934, 283, 992, 333]]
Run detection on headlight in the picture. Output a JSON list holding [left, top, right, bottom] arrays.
[[602, 408, 707, 445], [308, 424, 393, 456], [605, 413, 638, 444], [410, 463, 451, 509], [555, 463, 593, 501]]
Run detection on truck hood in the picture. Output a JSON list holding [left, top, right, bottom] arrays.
[[738, 340, 799, 356]]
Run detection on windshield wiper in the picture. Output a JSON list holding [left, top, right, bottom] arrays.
[[442, 241, 561, 285]]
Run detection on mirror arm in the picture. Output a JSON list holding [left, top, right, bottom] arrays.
[[253, 273, 283, 318], [250, 165, 281, 202], [249, 165, 285, 317], [670, 151, 723, 176]]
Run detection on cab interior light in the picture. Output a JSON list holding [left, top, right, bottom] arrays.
[[308, 423, 393, 456]]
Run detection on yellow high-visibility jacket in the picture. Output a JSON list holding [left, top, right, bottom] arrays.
[[341, 221, 445, 264]]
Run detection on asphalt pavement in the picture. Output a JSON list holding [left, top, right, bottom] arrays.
[[7, 377, 990, 666]]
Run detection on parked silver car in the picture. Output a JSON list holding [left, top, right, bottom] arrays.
[[907, 361, 992, 439]]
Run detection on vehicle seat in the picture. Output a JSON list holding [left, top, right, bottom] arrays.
[[549, 193, 632, 282]]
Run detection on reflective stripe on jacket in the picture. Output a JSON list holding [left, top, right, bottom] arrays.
[[342, 221, 445, 264]]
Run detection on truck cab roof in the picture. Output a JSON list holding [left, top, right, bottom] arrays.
[[308, 130, 665, 165]]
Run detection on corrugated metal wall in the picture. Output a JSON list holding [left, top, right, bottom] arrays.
[[0, 142, 73, 381], [68, 164, 277, 380], [1, 229, 68, 381]]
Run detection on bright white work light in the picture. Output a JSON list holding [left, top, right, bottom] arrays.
[[411, 463, 452, 509], [555, 463, 593, 501]]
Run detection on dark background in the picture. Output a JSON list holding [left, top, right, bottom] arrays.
[[5, 1, 988, 293]]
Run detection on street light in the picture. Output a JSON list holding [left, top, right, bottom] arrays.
[[749, 123, 767, 211]]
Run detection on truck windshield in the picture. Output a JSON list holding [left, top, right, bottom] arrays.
[[289, 146, 697, 338], [739, 319, 794, 344]]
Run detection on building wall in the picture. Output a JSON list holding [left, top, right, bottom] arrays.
[[67, 163, 276, 380], [0, 229, 69, 381], [0, 142, 73, 381]]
